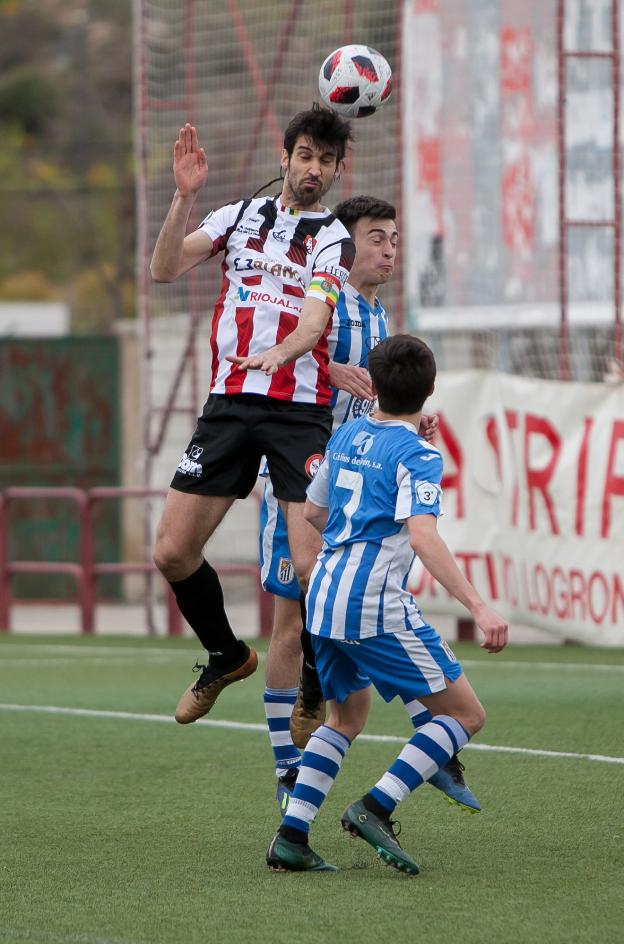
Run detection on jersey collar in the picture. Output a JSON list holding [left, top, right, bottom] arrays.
[[366, 416, 421, 435], [343, 281, 382, 312], [275, 197, 332, 220]]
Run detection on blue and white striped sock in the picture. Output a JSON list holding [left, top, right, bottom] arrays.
[[282, 725, 351, 835], [263, 687, 301, 777], [370, 715, 470, 812], [402, 696, 433, 729]]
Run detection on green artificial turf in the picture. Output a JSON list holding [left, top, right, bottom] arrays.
[[1, 635, 623, 944]]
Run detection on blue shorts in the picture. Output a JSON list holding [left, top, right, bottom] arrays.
[[258, 476, 301, 601], [310, 625, 463, 704]]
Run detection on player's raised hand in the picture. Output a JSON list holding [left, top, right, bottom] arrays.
[[419, 413, 439, 442], [226, 349, 283, 376], [174, 123, 208, 197], [328, 362, 374, 400], [471, 602, 508, 653]]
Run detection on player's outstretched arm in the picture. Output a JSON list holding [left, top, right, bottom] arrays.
[[227, 297, 332, 375], [150, 124, 212, 283], [408, 515, 508, 653]]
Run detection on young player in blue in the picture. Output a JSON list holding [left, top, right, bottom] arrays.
[[266, 334, 508, 874], [260, 198, 472, 819]]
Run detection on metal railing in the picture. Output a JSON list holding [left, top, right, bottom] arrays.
[[0, 487, 272, 637]]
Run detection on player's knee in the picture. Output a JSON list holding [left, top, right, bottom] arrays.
[[326, 714, 366, 741], [153, 538, 192, 582]]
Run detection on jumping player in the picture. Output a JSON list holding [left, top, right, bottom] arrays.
[[150, 106, 354, 721], [266, 334, 508, 874]]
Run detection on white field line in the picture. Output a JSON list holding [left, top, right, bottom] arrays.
[[0, 656, 187, 667], [1, 644, 623, 672], [1, 702, 623, 766], [0, 927, 142, 944], [0, 643, 200, 655]]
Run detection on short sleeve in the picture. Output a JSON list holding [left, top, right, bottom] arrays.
[[197, 202, 244, 257], [306, 453, 330, 507], [394, 451, 443, 522], [306, 238, 355, 311]]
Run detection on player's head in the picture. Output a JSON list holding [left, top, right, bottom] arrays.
[[334, 196, 398, 287], [280, 104, 353, 207], [368, 335, 436, 415]]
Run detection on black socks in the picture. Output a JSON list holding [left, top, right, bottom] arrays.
[[299, 593, 323, 707], [169, 560, 243, 665], [362, 793, 392, 820], [279, 825, 309, 846]]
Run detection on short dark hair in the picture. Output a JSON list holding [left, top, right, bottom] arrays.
[[368, 335, 436, 415], [333, 195, 396, 234], [283, 103, 353, 165]]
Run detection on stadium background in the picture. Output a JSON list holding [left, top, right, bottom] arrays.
[[1, 0, 623, 642]]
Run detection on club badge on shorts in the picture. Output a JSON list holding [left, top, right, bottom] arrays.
[[278, 558, 295, 585], [305, 453, 323, 479]]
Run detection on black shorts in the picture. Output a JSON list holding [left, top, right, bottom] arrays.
[[170, 394, 333, 502]]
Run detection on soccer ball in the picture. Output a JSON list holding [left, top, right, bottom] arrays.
[[319, 45, 392, 119]]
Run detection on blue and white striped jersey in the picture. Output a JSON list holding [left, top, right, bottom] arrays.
[[327, 282, 389, 430], [306, 416, 443, 640]]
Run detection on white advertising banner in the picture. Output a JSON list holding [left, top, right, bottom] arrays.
[[410, 371, 624, 646]]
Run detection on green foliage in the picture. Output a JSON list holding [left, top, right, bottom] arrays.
[[0, 1, 134, 326], [0, 65, 57, 133]]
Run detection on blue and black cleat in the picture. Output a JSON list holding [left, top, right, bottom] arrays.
[[429, 754, 481, 813]]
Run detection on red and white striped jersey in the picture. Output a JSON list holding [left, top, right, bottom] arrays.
[[199, 196, 355, 405]]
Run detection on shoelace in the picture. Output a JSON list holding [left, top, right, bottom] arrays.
[[446, 755, 466, 784], [190, 661, 218, 692]]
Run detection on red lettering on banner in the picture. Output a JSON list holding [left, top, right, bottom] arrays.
[[524, 414, 561, 534], [588, 571, 609, 624], [612, 575, 624, 625], [569, 570, 587, 622], [438, 413, 464, 517], [552, 567, 570, 619], [412, 550, 623, 630], [505, 410, 520, 526], [601, 420, 624, 538], [502, 554, 518, 606], [456, 551, 479, 585], [534, 563, 552, 615], [575, 417, 593, 536], [485, 552, 499, 600], [485, 416, 502, 480]]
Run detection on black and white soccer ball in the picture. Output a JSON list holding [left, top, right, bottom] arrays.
[[318, 44, 392, 119]]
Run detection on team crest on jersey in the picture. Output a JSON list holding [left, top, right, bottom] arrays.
[[303, 235, 317, 254], [277, 558, 295, 585], [305, 453, 323, 478], [352, 431, 375, 455]]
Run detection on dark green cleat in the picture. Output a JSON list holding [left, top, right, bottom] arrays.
[[266, 834, 338, 873], [340, 800, 420, 876]]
